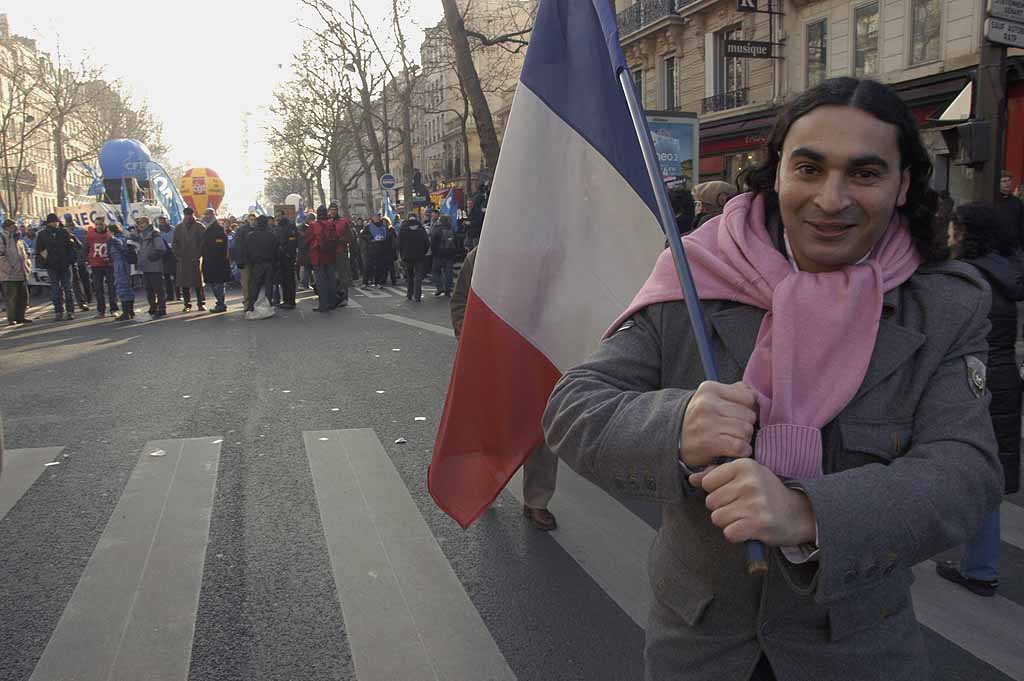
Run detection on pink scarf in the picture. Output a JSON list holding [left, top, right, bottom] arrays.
[[608, 193, 921, 479]]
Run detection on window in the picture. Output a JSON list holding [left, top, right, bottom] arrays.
[[806, 20, 828, 87], [664, 57, 676, 110], [632, 68, 644, 105], [854, 3, 879, 78], [910, 0, 941, 64], [716, 25, 745, 95]]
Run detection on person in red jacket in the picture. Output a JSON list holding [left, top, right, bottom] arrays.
[[306, 206, 339, 312], [86, 215, 118, 318]]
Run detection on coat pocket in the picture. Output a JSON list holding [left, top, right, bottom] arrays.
[[838, 421, 913, 469], [649, 538, 714, 627], [828, 567, 914, 642]]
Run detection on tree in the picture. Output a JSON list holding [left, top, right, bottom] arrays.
[[34, 39, 106, 206], [0, 42, 54, 217], [76, 82, 168, 161]]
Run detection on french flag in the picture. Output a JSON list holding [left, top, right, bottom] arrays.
[[429, 0, 667, 528]]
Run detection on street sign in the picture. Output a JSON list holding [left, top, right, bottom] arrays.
[[724, 40, 773, 58], [737, 0, 758, 11], [379, 174, 396, 190], [989, 0, 1024, 23], [985, 17, 1024, 48]]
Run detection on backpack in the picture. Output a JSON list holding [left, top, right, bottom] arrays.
[[125, 241, 138, 265], [161, 237, 174, 265]]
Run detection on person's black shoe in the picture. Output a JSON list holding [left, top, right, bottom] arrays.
[[79, 303, 89, 311], [66, 314, 74, 320], [7, 320, 16, 326], [434, 290, 444, 297], [197, 304, 206, 311], [935, 560, 997, 597], [19, 319, 33, 324], [183, 303, 192, 312]]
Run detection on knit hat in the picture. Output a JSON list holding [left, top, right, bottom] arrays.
[[316, 206, 328, 220], [45, 213, 60, 224]]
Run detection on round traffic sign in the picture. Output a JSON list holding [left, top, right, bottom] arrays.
[[380, 174, 396, 190]]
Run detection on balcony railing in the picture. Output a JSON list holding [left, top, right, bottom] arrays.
[[616, 0, 693, 37], [701, 88, 749, 114]]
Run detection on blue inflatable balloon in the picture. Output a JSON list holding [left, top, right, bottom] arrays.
[[99, 139, 152, 180]]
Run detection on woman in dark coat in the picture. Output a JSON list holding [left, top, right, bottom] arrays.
[[941, 200, 1023, 596], [201, 220, 232, 313]]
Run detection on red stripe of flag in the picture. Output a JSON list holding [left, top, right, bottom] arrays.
[[428, 288, 561, 528]]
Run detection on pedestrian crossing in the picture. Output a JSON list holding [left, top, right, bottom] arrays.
[[2, 431, 1023, 681]]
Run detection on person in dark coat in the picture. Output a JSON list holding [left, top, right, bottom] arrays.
[[940, 200, 1023, 596], [397, 215, 429, 302], [35, 214, 80, 320], [995, 171, 1024, 251], [365, 213, 391, 288], [274, 212, 299, 309], [201, 219, 232, 313], [241, 215, 279, 312], [173, 207, 207, 311], [429, 215, 458, 296]]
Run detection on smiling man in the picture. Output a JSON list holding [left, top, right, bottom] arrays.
[[543, 78, 1003, 681]]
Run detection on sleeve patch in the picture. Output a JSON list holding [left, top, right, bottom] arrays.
[[966, 355, 987, 397]]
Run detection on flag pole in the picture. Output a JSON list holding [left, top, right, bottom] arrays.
[[617, 70, 768, 575]]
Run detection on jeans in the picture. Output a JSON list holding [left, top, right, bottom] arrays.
[[143, 272, 167, 314], [960, 508, 1001, 582], [181, 286, 206, 307], [208, 282, 226, 308], [403, 260, 425, 300], [435, 256, 455, 292], [47, 266, 74, 316], [72, 260, 92, 303], [163, 272, 177, 299], [91, 267, 117, 314], [300, 264, 312, 288], [315, 264, 337, 311]]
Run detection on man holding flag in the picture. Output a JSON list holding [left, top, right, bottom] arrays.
[[432, 1, 1002, 680]]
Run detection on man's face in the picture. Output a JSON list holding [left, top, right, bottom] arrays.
[[94, 217, 107, 233], [1001, 175, 1014, 195], [137, 218, 150, 230], [328, 207, 338, 218], [776, 106, 910, 273]]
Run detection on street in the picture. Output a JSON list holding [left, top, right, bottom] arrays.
[[1, 282, 1023, 681]]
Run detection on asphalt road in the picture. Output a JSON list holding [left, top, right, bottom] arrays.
[[1, 279, 1022, 681]]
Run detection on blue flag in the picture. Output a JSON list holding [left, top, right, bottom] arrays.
[[440, 190, 459, 232], [145, 161, 186, 225], [383, 192, 398, 229], [120, 178, 132, 227]]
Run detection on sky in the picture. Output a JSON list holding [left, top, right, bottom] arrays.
[[6, 0, 444, 213]]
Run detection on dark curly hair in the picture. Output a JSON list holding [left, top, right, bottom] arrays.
[[744, 77, 945, 262], [951, 201, 1014, 260]]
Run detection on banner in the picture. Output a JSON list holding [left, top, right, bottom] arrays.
[[57, 202, 155, 228], [646, 111, 699, 187], [146, 161, 187, 225]]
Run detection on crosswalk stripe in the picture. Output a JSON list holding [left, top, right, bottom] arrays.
[[29, 437, 221, 681], [913, 562, 1024, 680], [305, 429, 516, 681], [1001, 502, 1024, 551], [374, 313, 455, 338], [354, 286, 392, 298], [507, 461, 652, 628], [0, 447, 63, 522]]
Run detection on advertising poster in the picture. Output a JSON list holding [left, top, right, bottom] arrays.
[[646, 111, 699, 188]]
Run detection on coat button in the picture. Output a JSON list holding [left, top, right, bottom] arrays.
[[644, 476, 657, 491]]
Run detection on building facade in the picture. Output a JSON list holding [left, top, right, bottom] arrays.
[[616, 0, 1024, 199]]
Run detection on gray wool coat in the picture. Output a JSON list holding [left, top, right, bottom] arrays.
[[172, 218, 205, 288], [543, 259, 1003, 681]]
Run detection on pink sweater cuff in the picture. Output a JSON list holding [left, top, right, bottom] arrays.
[[755, 424, 823, 480]]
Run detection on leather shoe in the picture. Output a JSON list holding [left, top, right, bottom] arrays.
[[523, 505, 557, 531], [935, 560, 997, 597]]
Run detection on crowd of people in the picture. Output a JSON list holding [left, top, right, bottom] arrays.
[[0, 198, 476, 325]]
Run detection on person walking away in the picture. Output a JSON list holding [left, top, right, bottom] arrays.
[[938, 201, 1023, 596], [0, 219, 32, 325], [234, 215, 255, 302], [349, 216, 364, 284], [275, 211, 299, 309], [297, 221, 313, 290], [430, 215, 458, 296], [994, 170, 1024, 251], [174, 207, 207, 311], [86, 215, 117, 318], [398, 215, 429, 302], [202, 214, 232, 313], [69, 216, 92, 310], [359, 218, 374, 288], [108, 223, 136, 320], [35, 213, 79, 320], [157, 216, 180, 300], [328, 204, 353, 308], [450, 246, 559, 530], [241, 215, 278, 313], [385, 217, 399, 285], [307, 206, 338, 312], [135, 211, 169, 317]]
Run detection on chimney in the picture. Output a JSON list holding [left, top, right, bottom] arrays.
[[0, 15, 10, 40]]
